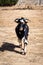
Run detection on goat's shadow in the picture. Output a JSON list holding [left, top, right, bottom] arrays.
[[0, 42, 22, 54]]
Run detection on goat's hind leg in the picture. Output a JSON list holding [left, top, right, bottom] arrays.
[[21, 37, 27, 55], [24, 38, 28, 55], [23, 38, 28, 55], [21, 41, 27, 55], [20, 38, 27, 55], [24, 43, 27, 55]]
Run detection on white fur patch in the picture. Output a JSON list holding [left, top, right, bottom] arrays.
[[22, 36, 28, 44], [20, 19, 24, 23]]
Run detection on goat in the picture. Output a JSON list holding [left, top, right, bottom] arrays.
[[15, 17, 29, 55]]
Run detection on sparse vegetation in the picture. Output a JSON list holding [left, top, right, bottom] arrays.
[[0, 0, 18, 6]]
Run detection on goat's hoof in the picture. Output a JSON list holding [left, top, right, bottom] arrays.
[[21, 52, 26, 55], [21, 49, 26, 55], [24, 52, 26, 55]]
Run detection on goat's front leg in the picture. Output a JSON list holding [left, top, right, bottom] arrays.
[[18, 39, 22, 48], [18, 39, 24, 53]]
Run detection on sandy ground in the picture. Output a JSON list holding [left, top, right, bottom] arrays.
[[0, 9, 43, 65]]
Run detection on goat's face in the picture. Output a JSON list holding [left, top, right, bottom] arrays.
[[20, 19, 25, 24], [15, 17, 28, 24]]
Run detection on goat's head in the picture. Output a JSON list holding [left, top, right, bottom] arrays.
[[15, 17, 29, 24]]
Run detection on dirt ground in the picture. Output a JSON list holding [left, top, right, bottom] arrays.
[[0, 9, 43, 65]]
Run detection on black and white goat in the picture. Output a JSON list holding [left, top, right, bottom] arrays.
[[15, 17, 29, 55]]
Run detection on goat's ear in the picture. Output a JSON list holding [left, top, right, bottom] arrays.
[[15, 18, 19, 23], [25, 19, 31, 22], [25, 19, 28, 23]]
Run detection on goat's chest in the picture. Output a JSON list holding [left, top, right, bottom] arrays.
[[19, 24, 24, 31]]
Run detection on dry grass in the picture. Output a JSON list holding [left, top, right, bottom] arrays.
[[0, 5, 43, 10]]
